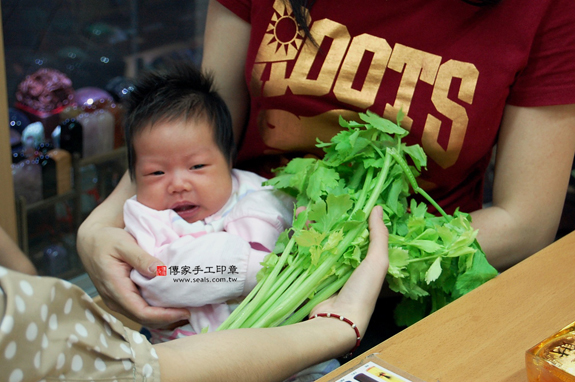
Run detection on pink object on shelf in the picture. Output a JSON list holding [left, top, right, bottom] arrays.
[[15, 68, 75, 141], [76, 109, 115, 158], [12, 159, 43, 204]]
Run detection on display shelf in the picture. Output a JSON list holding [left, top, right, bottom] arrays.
[[15, 147, 127, 280], [2, 0, 206, 105], [3, 0, 209, 287]]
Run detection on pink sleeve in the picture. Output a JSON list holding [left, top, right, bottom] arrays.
[[242, 241, 271, 296], [123, 198, 180, 257], [225, 189, 293, 246], [224, 189, 294, 295]]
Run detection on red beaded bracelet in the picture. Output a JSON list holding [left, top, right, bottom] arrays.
[[310, 313, 361, 357]]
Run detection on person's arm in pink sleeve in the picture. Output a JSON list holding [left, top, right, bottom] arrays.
[[123, 198, 180, 257], [224, 189, 294, 295]]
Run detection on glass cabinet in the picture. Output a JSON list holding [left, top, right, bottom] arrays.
[[2, 0, 208, 288]]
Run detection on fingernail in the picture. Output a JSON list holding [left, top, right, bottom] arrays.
[[148, 262, 163, 275]]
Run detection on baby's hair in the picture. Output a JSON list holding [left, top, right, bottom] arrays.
[[124, 61, 235, 180]]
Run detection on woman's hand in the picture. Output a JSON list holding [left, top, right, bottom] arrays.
[[310, 205, 389, 338], [77, 223, 190, 328], [77, 172, 190, 327]]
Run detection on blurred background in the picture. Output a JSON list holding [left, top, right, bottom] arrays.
[[1, 0, 209, 293]]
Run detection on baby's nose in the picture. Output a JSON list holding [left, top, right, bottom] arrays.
[[169, 173, 192, 193]]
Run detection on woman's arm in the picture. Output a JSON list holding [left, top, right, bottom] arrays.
[[0, 207, 386, 381], [202, 0, 251, 144], [155, 206, 389, 382], [471, 103, 575, 270], [0, 226, 36, 275], [77, 171, 190, 327]]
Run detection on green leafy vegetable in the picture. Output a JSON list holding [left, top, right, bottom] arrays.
[[218, 110, 497, 330]]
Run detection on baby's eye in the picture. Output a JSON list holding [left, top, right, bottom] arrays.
[[191, 164, 205, 170], [148, 170, 164, 176]]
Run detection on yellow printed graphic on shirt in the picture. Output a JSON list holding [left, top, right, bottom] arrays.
[[251, 0, 479, 170]]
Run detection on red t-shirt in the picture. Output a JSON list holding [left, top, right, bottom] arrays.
[[217, 0, 575, 214]]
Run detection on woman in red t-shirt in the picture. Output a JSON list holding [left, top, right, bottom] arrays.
[[77, 0, 575, 331]]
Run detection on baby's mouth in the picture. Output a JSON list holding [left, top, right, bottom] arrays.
[[170, 202, 201, 222], [172, 204, 197, 213]]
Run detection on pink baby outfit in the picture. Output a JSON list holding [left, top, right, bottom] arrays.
[[126, 169, 293, 342]]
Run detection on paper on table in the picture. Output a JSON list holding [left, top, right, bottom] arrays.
[[327, 355, 425, 382]]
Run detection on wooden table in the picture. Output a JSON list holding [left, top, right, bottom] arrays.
[[319, 230, 575, 382]]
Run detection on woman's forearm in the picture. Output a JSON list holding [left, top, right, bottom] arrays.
[[471, 205, 555, 270], [0, 227, 37, 275], [155, 319, 355, 382], [471, 104, 575, 271]]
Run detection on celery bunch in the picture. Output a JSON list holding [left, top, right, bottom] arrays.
[[218, 110, 497, 330]]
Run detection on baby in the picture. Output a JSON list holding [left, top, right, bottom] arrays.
[[124, 62, 294, 343]]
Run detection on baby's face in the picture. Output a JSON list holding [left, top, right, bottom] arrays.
[[133, 118, 233, 223]]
